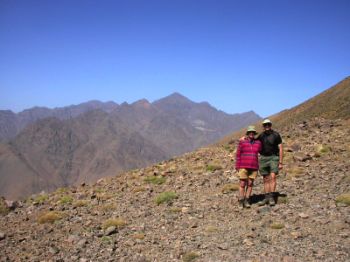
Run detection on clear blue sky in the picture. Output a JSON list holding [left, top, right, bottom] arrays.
[[1, 0, 349, 117]]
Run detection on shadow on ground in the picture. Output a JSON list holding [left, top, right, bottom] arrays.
[[250, 192, 287, 205]]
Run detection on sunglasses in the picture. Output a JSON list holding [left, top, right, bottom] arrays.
[[263, 123, 272, 127]]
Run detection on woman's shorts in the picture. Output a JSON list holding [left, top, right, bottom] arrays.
[[237, 168, 258, 180]]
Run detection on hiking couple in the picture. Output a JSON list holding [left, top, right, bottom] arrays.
[[235, 119, 283, 209]]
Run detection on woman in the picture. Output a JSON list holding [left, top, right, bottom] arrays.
[[235, 126, 262, 209]]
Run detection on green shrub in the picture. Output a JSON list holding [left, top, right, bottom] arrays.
[[0, 200, 9, 215], [59, 195, 73, 205], [144, 175, 166, 185], [101, 236, 112, 243], [270, 223, 284, 229], [206, 164, 223, 172], [33, 194, 49, 204], [155, 191, 178, 205], [316, 144, 330, 154], [183, 252, 199, 262], [55, 187, 68, 194], [335, 193, 350, 206]]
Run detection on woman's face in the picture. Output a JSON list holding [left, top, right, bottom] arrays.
[[247, 132, 255, 139]]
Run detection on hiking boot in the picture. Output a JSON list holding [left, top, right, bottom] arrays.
[[244, 198, 251, 208], [238, 199, 244, 209], [258, 194, 269, 206], [269, 193, 276, 206]]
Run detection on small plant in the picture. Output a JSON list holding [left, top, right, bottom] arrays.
[[206, 164, 223, 172], [168, 207, 182, 213], [144, 175, 166, 185], [335, 193, 350, 206], [59, 195, 73, 205], [37, 211, 63, 224], [100, 203, 117, 212], [287, 166, 304, 177], [73, 200, 89, 207], [221, 184, 239, 194], [206, 226, 219, 233], [277, 196, 288, 204], [55, 187, 68, 194], [132, 233, 145, 240], [182, 252, 199, 262], [33, 194, 49, 204], [223, 145, 233, 152], [316, 144, 330, 154], [0, 199, 9, 215], [133, 186, 146, 193], [155, 191, 178, 205], [102, 218, 127, 230], [270, 223, 284, 229], [94, 188, 104, 193], [101, 236, 112, 243]]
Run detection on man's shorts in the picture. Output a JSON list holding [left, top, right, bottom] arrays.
[[237, 168, 258, 180], [259, 155, 280, 176]]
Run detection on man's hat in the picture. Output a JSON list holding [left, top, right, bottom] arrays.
[[246, 125, 257, 134], [262, 119, 272, 125]]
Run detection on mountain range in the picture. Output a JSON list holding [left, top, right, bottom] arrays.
[[0, 77, 349, 261], [0, 93, 261, 199]]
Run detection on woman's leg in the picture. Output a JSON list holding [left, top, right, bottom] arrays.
[[246, 178, 254, 199], [239, 179, 247, 200], [238, 179, 247, 209]]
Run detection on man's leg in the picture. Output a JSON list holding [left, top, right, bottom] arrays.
[[259, 175, 271, 206], [270, 172, 277, 192], [263, 175, 270, 193], [268, 172, 277, 206]]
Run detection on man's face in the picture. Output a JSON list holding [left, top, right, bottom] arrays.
[[263, 123, 272, 131]]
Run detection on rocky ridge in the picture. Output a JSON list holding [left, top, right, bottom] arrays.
[[0, 117, 349, 261]]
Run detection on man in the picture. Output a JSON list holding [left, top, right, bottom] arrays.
[[257, 119, 283, 206], [235, 126, 262, 209]]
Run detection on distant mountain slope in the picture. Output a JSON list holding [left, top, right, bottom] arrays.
[[0, 111, 167, 200], [0, 94, 260, 199], [0, 101, 119, 141], [114, 93, 261, 156]]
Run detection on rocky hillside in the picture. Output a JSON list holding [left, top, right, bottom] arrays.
[[0, 78, 349, 261], [0, 93, 261, 200], [0, 117, 349, 261]]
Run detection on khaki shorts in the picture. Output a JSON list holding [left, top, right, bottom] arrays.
[[237, 168, 258, 180]]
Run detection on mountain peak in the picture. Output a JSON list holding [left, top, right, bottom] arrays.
[[132, 99, 152, 109], [153, 92, 193, 106]]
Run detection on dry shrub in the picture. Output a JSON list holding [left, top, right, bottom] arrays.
[[37, 211, 63, 224], [222, 184, 239, 194], [102, 218, 127, 229]]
